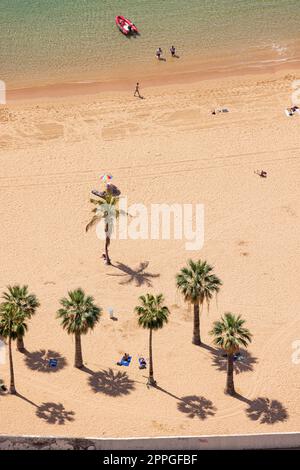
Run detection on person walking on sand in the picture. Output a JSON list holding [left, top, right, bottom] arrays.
[[170, 45, 176, 57], [134, 82, 141, 98]]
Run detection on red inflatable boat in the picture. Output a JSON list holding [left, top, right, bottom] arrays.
[[115, 16, 139, 35]]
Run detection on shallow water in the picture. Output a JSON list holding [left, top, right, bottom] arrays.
[[0, 0, 300, 89]]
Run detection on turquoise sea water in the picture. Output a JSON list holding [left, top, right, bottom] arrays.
[[0, 0, 300, 89]]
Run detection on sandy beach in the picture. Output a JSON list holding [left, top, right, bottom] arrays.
[[0, 68, 300, 438]]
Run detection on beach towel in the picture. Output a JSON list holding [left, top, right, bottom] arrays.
[[118, 355, 132, 367]]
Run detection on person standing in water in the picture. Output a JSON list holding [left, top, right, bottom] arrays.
[[156, 47, 163, 60], [170, 45, 176, 57], [134, 82, 141, 98]]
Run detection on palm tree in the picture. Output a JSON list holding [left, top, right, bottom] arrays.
[[0, 303, 26, 394], [86, 191, 127, 265], [210, 312, 252, 395], [2, 285, 40, 352], [57, 288, 101, 368], [135, 293, 170, 386], [176, 259, 222, 345]]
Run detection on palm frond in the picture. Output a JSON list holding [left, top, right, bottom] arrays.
[[86, 214, 102, 232], [210, 312, 252, 354]]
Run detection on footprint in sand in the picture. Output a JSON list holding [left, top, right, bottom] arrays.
[[151, 420, 170, 432], [35, 123, 64, 140], [282, 206, 297, 217], [102, 122, 139, 141], [16, 122, 63, 141]]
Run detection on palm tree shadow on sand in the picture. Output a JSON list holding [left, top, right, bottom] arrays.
[[87, 368, 135, 397], [24, 349, 67, 373], [177, 395, 217, 420], [201, 343, 258, 374], [154, 385, 217, 420], [235, 394, 289, 424], [36, 402, 75, 425], [108, 261, 160, 287]]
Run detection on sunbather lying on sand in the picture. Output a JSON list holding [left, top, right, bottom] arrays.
[[212, 108, 229, 115], [255, 170, 267, 178], [117, 353, 131, 366], [285, 105, 299, 116]]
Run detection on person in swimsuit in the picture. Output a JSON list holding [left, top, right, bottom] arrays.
[[139, 357, 146, 368], [170, 45, 176, 57], [156, 47, 162, 60], [134, 82, 141, 98]]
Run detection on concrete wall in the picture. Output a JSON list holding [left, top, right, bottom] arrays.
[[0, 432, 300, 450]]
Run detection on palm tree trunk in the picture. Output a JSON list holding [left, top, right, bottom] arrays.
[[74, 332, 83, 368], [17, 336, 25, 352], [192, 303, 201, 345], [8, 336, 16, 394], [226, 353, 235, 395], [147, 328, 156, 386], [104, 223, 111, 265]]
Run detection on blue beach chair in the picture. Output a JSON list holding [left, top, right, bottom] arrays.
[[138, 357, 147, 369], [48, 358, 58, 368], [117, 355, 132, 367]]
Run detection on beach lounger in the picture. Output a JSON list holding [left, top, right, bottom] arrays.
[[233, 352, 244, 361], [221, 352, 243, 361], [48, 358, 58, 368], [117, 355, 132, 367]]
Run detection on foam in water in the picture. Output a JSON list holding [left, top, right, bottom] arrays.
[[0, 0, 299, 89]]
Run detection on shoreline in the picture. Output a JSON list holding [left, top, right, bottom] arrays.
[[6, 55, 300, 102], [1, 431, 300, 449]]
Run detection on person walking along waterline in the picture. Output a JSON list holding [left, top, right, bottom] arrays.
[[134, 82, 141, 98]]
